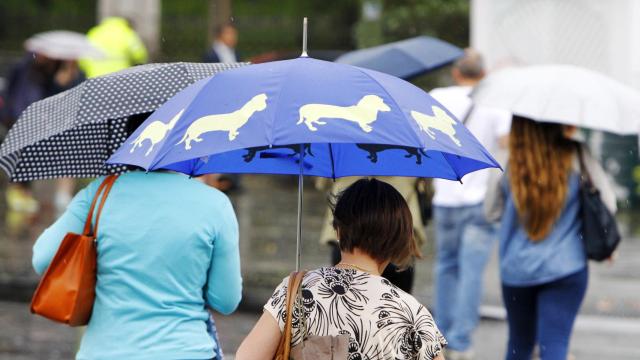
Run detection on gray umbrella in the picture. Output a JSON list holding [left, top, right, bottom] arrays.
[[0, 62, 247, 181]]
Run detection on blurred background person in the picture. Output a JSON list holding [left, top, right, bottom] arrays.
[[2, 50, 85, 232], [54, 17, 149, 215], [237, 178, 445, 360], [428, 49, 511, 360], [317, 176, 426, 293], [204, 23, 240, 64], [202, 22, 242, 193], [79, 16, 148, 78], [485, 117, 616, 360]]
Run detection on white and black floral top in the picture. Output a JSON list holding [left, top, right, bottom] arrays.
[[264, 267, 447, 360]]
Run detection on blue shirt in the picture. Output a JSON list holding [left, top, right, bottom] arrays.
[[32, 171, 242, 360], [498, 173, 587, 286]]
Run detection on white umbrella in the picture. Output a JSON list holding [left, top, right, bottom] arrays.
[[472, 64, 640, 135], [24, 30, 105, 60]]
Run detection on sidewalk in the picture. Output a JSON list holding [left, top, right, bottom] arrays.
[[1, 176, 639, 358], [1, 301, 638, 360]]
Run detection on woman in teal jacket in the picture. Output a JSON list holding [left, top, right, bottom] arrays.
[[33, 171, 242, 360]]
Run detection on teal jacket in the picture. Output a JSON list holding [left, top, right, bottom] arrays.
[[33, 171, 242, 360]]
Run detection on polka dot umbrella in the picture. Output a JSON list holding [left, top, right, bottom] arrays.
[[0, 62, 247, 181]]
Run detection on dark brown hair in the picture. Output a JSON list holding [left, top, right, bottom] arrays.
[[508, 116, 576, 241], [331, 178, 421, 267]]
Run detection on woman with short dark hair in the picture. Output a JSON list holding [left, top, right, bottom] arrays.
[[237, 178, 447, 360]]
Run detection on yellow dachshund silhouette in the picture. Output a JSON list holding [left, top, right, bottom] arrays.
[[297, 95, 390, 133], [130, 109, 184, 156], [411, 106, 462, 147], [177, 94, 268, 150]]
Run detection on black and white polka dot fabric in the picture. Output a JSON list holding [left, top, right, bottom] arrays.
[[0, 62, 247, 181]]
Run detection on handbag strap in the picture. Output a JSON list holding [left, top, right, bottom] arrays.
[[575, 144, 594, 186], [276, 271, 306, 359], [461, 103, 475, 125], [82, 175, 118, 236]]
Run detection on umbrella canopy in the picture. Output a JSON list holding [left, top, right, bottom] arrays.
[[0, 62, 246, 181], [108, 55, 500, 271], [24, 30, 105, 60], [472, 64, 640, 134], [108, 57, 499, 181], [335, 36, 463, 80]]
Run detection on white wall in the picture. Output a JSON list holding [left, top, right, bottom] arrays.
[[471, 0, 640, 88]]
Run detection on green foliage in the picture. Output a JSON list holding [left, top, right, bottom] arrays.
[[160, 0, 360, 62], [0, 0, 96, 55], [380, 0, 470, 47], [354, 0, 470, 89]]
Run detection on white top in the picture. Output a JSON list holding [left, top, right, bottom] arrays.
[[265, 267, 447, 360], [212, 41, 237, 63], [430, 85, 512, 207]]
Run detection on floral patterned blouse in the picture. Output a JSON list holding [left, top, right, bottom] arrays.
[[264, 267, 447, 360]]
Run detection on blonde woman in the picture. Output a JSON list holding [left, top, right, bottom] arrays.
[[486, 116, 616, 360]]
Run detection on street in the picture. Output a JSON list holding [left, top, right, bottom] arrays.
[[1, 301, 639, 360]]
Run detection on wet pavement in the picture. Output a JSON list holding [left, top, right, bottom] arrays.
[[1, 175, 640, 358], [1, 301, 639, 360]]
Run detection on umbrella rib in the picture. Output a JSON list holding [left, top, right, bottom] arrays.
[[441, 153, 463, 183], [328, 143, 336, 181]]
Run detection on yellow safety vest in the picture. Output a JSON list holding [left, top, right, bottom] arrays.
[[79, 17, 148, 78]]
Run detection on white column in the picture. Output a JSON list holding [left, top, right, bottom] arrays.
[[98, 0, 161, 58]]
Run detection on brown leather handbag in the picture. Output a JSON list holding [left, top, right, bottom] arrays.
[[30, 175, 118, 326], [274, 271, 349, 360]]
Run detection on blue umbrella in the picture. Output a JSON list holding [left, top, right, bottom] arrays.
[[336, 36, 463, 80], [108, 24, 498, 269]]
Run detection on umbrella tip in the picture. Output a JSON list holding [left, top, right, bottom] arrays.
[[300, 17, 309, 58]]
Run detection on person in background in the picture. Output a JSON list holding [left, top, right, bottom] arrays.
[[485, 117, 616, 360], [2, 52, 85, 228], [317, 176, 427, 293], [237, 178, 446, 360], [32, 169, 242, 360], [79, 17, 148, 78], [57, 16, 148, 214], [428, 49, 511, 360], [204, 23, 240, 63], [202, 22, 242, 193]]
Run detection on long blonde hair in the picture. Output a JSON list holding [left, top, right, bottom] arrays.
[[508, 116, 576, 241]]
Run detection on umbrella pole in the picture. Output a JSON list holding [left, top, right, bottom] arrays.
[[301, 17, 308, 57], [296, 144, 304, 271]]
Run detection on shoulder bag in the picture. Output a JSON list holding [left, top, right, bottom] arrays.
[[274, 271, 349, 360], [576, 147, 621, 261], [30, 175, 118, 326]]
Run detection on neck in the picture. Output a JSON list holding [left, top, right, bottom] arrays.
[[455, 78, 480, 87], [338, 248, 386, 275], [238, 101, 258, 117]]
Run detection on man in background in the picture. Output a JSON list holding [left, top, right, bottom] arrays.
[[79, 17, 148, 78], [204, 23, 240, 63], [429, 49, 511, 360], [202, 22, 241, 193]]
